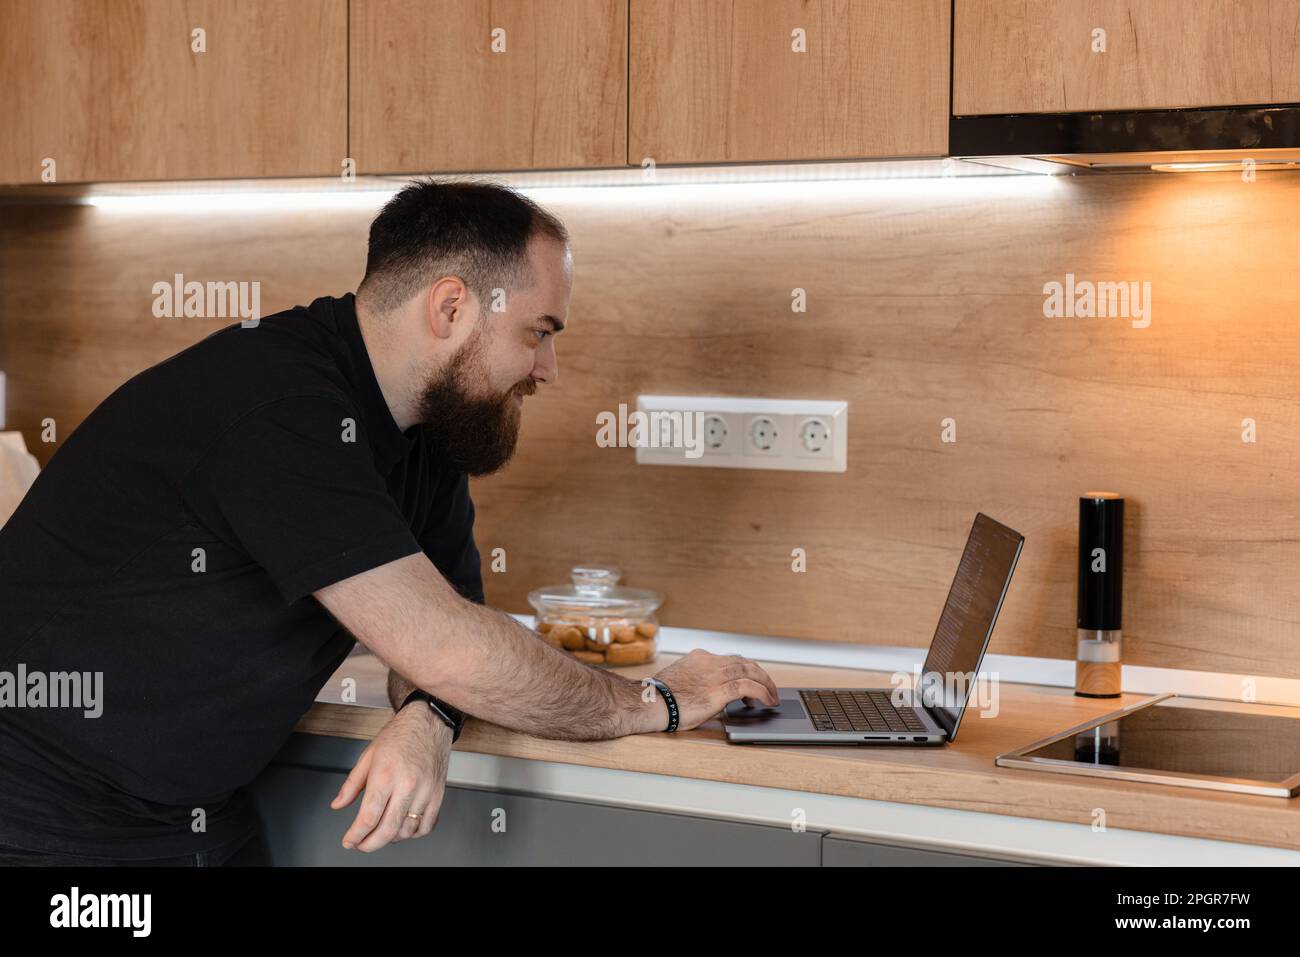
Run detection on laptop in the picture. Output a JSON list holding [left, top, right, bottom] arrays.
[[723, 513, 1024, 745]]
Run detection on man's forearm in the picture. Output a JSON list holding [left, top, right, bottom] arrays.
[[316, 554, 669, 742], [417, 603, 666, 740], [386, 627, 661, 742]]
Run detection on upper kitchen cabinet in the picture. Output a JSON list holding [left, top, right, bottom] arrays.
[[350, 0, 628, 173], [0, 0, 347, 185], [628, 0, 950, 164], [954, 0, 1300, 115]]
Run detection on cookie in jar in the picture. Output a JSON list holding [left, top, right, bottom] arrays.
[[529, 566, 662, 667]]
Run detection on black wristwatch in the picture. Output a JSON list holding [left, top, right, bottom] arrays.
[[400, 689, 466, 742]]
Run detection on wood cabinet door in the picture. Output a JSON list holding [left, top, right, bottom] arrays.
[[350, 0, 628, 174], [0, 0, 347, 185], [954, 0, 1300, 115], [629, 0, 950, 164]]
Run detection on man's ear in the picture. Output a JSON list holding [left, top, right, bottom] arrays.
[[425, 276, 470, 340]]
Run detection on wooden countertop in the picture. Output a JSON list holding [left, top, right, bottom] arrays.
[[297, 652, 1300, 852]]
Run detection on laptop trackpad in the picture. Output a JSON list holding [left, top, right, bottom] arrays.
[[724, 696, 807, 723]]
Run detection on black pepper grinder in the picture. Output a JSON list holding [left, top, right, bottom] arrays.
[[1076, 492, 1123, 698]]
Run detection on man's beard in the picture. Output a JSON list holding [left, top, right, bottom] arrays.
[[416, 336, 532, 476]]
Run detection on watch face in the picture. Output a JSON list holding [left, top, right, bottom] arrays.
[[423, 697, 464, 740]]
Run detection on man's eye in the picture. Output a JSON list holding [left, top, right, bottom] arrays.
[[534, 329, 551, 341]]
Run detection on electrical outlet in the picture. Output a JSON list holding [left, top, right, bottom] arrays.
[[656, 413, 678, 448], [796, 416, 832, 458], [634, 396, 846, 472], [745, 415, 782, 456], [701, 414, 731, 453]]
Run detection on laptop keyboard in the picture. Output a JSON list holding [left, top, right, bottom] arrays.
[[799, 689, 928, 734]]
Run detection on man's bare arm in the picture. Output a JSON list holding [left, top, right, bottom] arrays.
[[387, 670, 421, 712], [316, 553, 779, 740], [320, 553, 660, 739]]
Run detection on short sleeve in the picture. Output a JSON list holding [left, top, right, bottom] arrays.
[[421, 470, 485, 605], [182, 395, 423, 603]]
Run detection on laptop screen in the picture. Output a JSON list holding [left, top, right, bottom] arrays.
[[917, 513, 1024, 741]]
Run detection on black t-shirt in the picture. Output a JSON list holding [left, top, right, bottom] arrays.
[[0, 293, 484, 859]]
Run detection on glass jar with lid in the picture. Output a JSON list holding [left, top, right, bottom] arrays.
[[528, 566, 662, 667]]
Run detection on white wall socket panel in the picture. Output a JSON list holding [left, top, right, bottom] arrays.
[[634, 395, 847, 472]]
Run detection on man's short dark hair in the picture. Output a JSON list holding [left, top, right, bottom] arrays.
[[358, 179, 569, 313]]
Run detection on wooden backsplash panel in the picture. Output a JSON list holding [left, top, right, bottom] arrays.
[[2, 173, 1300, 678]]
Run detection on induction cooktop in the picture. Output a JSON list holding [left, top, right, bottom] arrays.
[[996, 693, 1300, 798]]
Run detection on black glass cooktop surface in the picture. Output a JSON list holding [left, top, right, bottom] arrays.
[[997, 694, 1300, 797]]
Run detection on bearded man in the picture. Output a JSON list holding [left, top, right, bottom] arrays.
[[0, 181, 779, 866]]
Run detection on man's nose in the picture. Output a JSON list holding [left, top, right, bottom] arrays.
[[534, 342, 558, 386]]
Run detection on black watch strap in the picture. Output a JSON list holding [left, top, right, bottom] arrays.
[[401, 689, 465, 742], [648, 678, 680, 732]]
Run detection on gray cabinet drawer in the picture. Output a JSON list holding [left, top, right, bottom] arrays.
[[247, 736, 821, 866], [822, 833, 1034, 867]]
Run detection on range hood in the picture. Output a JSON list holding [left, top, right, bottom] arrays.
[[950, 104, 1300, 174]]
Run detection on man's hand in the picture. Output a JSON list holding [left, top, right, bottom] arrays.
[[642, 649, 781, 733], [330, 702, 453, 852]]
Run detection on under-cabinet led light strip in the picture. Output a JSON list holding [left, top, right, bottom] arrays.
[[82, 168, 1061, 213]]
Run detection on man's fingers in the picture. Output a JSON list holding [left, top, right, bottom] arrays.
[[416, 806, 440, 838], [341, 779, 391, 850], [415, 784, 447, 838], [398, 808, 422, 841], [396, 785, 432, 842], [355, 785, 414, 852], [737, 659, 780, 704], [331, 746, 373, 809], [719, 657, 779, 705], [717, 678, 777, 716]]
